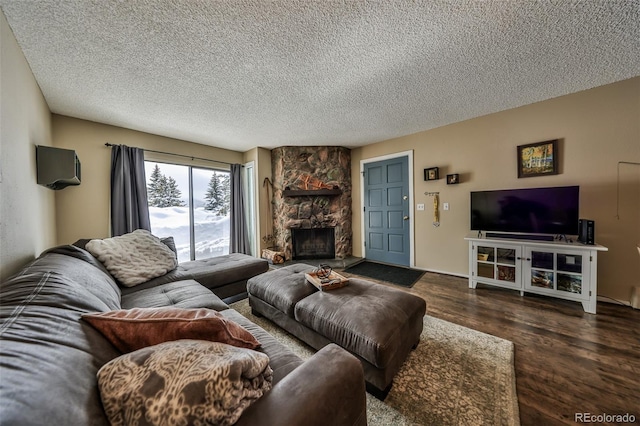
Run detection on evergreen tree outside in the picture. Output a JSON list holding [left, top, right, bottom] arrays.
[[147, 164, 186, 208], [164, 176, 186, 207], [204, 173, 220, 212], [204, 172, 230, 215], [147, 165, 165, 207], [220, 173, 230, 215]]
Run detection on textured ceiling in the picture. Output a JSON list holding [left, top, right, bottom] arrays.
[[1, 1, 639, 151]]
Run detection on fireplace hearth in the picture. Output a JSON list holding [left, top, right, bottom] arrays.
[[291, 228, 335, 260]]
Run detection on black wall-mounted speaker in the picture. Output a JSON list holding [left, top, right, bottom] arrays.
[[578, 219, 595, 245]]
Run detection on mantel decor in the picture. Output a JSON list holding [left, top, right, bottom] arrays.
[[517, 139, 558, 178], [424, 167, 439, 181]]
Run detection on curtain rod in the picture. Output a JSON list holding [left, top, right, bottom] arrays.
[[104, 143, 241, 167]]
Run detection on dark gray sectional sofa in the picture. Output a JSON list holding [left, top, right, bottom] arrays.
[[0, 245, 367, 426], [73, 237, 270, 300]]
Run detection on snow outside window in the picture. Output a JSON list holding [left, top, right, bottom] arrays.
[[145, 161, 230, 263]]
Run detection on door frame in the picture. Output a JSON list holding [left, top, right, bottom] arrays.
[[360, 150, 415, 267], [243, 160, 257, 257]]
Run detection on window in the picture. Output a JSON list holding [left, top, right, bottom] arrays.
[[145, 161, 230, 263]]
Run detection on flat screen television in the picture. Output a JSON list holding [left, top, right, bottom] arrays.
[[470, 186, 579, 236]]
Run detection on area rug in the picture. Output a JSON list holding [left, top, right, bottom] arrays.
[[231, 299, 520, 426], [342, 260, 425, 288]]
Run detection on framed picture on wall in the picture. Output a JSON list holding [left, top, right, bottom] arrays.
[[446, 173, 460, 184], [517, 139, 559, 178], [424, 167, 439, 181]]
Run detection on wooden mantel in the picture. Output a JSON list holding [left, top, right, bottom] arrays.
[[282, 188, 342, 197]]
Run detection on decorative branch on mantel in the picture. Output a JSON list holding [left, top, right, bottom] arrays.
[[424, 191, 440, 196]]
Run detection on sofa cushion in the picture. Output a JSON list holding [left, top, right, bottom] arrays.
[[0, 253, 123, 426], [82, 307, 261, 352], [120, 279, 229, 311], [97, 340, 272, 426], [9, 249, 121, 311], [85, 229, 178, 287], [160, 236, 178, 258], [47, 244, 116, 281], [118, 268, 193, 292], [178, 253, 269, 290]]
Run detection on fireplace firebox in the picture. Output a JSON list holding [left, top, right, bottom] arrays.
[[291, 228, 335, 260]]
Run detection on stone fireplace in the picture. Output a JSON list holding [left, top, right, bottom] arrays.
[[291, 228, 336, 260], [271, 146, 352, 260]]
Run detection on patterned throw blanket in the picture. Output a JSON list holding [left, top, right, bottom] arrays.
[[98, 340, 273, 426]]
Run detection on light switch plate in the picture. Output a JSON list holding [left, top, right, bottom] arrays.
[[443, 203, 450, 211], [417, 203, 425, 211]]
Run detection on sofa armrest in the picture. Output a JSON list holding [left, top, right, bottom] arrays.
[[235, 343, 367, 426]]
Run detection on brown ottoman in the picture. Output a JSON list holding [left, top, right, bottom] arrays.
[[247, 263, 426, 398]]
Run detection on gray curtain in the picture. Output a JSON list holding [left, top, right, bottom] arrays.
[[110, 145, 151, 236], [230, 164, 250, 254]]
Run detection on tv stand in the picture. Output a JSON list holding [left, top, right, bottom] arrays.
[[485, 232, 554, 242], [465, 234, 608, 314]]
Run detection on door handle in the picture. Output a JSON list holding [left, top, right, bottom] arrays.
[[403, 216, 409, 220]]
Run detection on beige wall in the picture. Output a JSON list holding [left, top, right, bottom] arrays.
[[256, 147, 274, 251], [0, 11, 56, 280], [52, 115, 243, 245], [352, 77, 640, 302]]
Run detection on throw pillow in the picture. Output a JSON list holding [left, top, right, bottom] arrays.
[[85, 229, 178, 287], [75, 236, 176, 258], [160, 236, 178, 260], [82, 307, 261, 352], [97, 340, 273, 426]]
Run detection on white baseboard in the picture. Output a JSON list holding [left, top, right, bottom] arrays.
[[596, 295, 631, 307], [417, 267, 468, 279]]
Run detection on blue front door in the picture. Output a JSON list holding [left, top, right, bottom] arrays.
[[364, 156, 410, 266]]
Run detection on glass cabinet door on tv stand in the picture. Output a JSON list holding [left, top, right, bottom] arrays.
[[470, 241, 523, 294], [523, 247, 589, 301], [465, 234, 608, 314]]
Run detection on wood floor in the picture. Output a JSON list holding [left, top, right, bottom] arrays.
[[337, 268, 640, 426]]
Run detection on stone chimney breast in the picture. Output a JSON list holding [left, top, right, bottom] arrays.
[[271, 146, 352, 260]]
